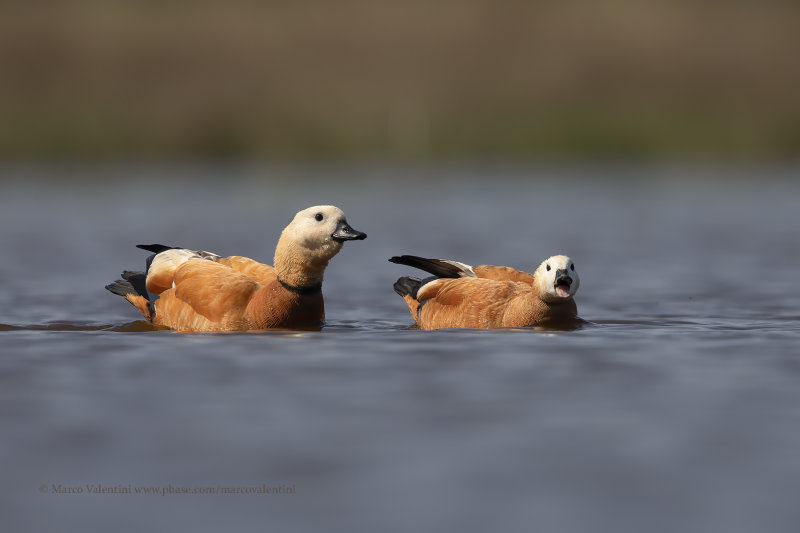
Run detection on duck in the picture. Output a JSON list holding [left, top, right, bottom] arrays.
[[389, 254, 581, 330], [106, 205, 366, 332]]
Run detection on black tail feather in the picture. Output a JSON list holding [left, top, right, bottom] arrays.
[[121, 271, 149, 300], [105, 270, 149, 300], [105, 270, 155, 319], [389, 255, 465, 278], [393, 276, 422, 299], [105, 279, 136, 298]]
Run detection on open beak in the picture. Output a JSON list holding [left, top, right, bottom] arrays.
[[554, 269, 573, 296], [332, 220, 367, 242]]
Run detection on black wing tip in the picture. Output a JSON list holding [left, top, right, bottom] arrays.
[[136, 244, 176, 254], [389, 255, 425, 265], [388, 255, 464, 279]]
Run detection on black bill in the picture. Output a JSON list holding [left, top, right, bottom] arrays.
[[554, 269, 572, 290], [332, 220, 367, 242]]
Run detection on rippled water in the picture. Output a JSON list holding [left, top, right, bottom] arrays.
[[2, 164, 799, 532]]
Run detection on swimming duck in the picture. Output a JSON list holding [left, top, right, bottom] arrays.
[[106, 205, 366, 332], [389, 254, 581, 330]]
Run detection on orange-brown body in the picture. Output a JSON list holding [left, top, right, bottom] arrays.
[[150, 257, 325, 332]]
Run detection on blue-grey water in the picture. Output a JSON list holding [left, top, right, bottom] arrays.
[[1, 164, 799, 533]]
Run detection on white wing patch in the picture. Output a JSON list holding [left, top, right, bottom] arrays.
[[149, 249, 211, 273], [441, 260, 476, 277]]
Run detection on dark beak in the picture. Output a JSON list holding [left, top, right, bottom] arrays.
[[332, 220, 367, 242], [554, 269, 572, 289]]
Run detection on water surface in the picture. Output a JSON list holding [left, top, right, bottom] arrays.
[[1, 164, 799, 532]]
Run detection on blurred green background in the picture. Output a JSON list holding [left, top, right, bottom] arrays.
[[2, 0, 799, 160]]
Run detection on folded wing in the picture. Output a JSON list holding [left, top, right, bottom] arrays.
[[389, 255, 534, 285], [157, 260, 259, 327]]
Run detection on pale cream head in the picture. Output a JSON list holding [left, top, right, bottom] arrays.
[[286, 206, 344, 252], [274, 205, 366, 287], [534, 255, 579, 302]]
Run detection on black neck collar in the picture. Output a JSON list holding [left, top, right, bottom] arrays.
[[278, 279, 322, 296]]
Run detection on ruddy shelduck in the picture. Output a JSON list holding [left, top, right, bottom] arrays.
[[389, 254, 582, 330], [106, 205, 366, 332]]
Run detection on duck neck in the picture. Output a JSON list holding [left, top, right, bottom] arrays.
[[273, 236, 329, 290]]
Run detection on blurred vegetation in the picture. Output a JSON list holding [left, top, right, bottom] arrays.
[[1, 0, 799, 160]]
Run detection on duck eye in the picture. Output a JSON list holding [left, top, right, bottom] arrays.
[[314, 213, 323, 221], [546, 264, 551, 271], [570, 263, 575, 271]]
